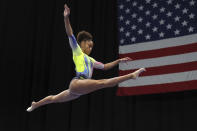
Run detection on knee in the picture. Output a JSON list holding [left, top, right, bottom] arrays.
[[49, 95, 55, 102], [68, 89, 81, 97]]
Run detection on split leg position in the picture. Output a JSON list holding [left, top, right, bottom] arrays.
[[26, 68, 145, 112]]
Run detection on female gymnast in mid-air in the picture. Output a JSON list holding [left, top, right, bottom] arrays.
[[27, 4, 146, 112]]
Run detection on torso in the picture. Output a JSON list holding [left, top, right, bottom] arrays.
[[73, 53, 94, 79]]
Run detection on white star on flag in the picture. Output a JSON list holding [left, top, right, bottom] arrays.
[[131, 37, 136, 42], [175, 3, 180, 9], [174, 16, 181, 22], [190, 0, 195, 6], [174, 29, 180, 35], [166, 24, 172, 29], [160, 7, 165, 13], [159, 32, 165, 37], [152, 27, 158, 32], [182, 21, 188, 26], [182, 8, 188, 14], [189, 13, 195, 19], [131, 25, 137, 30], [138, 29, 143, 34]]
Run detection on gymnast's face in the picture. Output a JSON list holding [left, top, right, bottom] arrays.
[[80, 40, 94, 55]]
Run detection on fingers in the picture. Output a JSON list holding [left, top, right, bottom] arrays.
[[64, 4, 68, 9], [119, 57, 132, 65], [126, 57, 132, 61], [122, 57, 132, 61], [63, 4, 70, 17], [119, 57, 132, 64], [64, 4, 70, 11]]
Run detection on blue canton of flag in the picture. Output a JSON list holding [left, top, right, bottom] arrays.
[[118, 0, 197, 45]]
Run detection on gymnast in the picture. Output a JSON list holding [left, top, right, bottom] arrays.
[[27, 4, 145, 112]]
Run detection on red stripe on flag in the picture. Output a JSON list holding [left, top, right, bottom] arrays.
[[119, 61, 197, 76], [117, 80, 197, 96], [119, 42, 197, 60]]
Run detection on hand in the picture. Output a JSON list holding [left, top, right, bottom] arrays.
[[119, 57, 132, 64], [64, 4, 70, 18]]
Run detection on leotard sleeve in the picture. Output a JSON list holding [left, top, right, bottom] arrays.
[[68, 34, 83, 56], [89, 57, 104, 70]]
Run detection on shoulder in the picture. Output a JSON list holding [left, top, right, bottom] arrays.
[[87, 56, 96, 63]]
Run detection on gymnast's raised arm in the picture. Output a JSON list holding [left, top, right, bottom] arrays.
[[64, 4, 73, 36], [63, 4, 81, 52]]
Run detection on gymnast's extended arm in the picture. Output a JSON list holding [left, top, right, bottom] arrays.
[[94, 57, 132, 70]]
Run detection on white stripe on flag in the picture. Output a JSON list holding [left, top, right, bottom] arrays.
[[119, 34, 197, 54], [119, 52, 197, 70], [119, 70, 197, 87]]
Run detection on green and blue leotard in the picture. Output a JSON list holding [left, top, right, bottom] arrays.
[[68, 35, 104, 79]]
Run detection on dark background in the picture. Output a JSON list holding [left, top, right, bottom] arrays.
[[1, 0, 197, 131]]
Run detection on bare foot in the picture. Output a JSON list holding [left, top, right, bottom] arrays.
[[131, 68, 146, 79], [26, 101, 37, 112]]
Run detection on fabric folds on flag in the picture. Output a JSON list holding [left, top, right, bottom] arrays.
[[117, 0, 197, 96]]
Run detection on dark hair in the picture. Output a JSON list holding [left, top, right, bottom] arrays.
[[77, 31, 93, 44]]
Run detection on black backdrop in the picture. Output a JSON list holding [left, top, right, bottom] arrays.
[[1, 0, 197, 131]]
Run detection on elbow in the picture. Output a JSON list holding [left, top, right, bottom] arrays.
[[66, 31, 73, 37], [103, 64, 108, 70], [67, 33, 73, 37]]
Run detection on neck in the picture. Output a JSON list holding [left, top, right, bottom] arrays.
[[81, 48, 85, 53], [80, 46, 89, 55]]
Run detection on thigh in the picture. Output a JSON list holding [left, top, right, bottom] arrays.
[[69, 79, 105, 95]]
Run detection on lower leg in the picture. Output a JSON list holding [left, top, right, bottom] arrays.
[[30, 95, 55, 111], [27, 89, 80, 112], [102, 68, 145, 88]]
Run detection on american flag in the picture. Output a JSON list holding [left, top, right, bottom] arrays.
[[117, 0, 197, 96]]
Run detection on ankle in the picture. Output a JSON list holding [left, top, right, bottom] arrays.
[[32, 101, 37, 107]]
